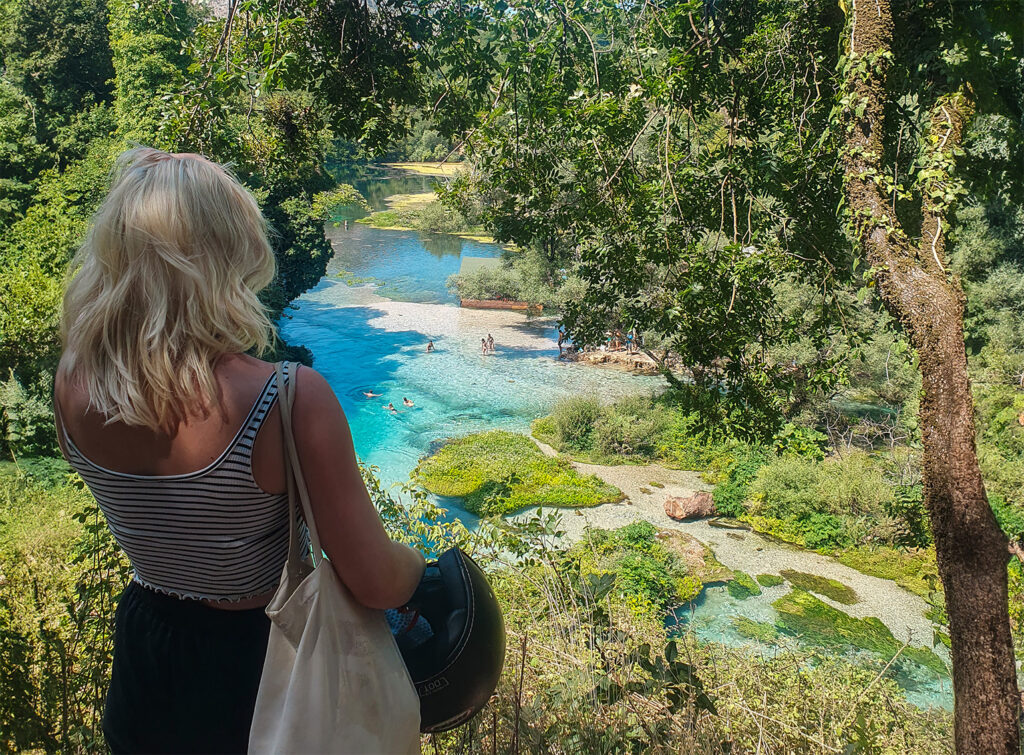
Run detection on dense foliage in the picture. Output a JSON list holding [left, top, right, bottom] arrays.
[[0, 0, 387, 457], [1, 462, 954, 753]]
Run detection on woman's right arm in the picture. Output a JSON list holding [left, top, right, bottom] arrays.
[[289, 366, 425, 610]]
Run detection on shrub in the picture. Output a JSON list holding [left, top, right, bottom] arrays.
[[447, 265, 526, 302], [0, 374, 58, 458], [0, 466, 131, 752], [797, 512, 853, 550], [550, 396, 604, 452], [616, 520, 658, 551], [416, 199, 470, 234], [772, 422, 828, 460], [707, 443, 771, 517], [594, 412, 660, 458], [884, 484, 933, 548], [617, 553, 676, 613], [757, 453, 893, 518]]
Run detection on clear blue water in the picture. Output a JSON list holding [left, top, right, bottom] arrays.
[[669, 584, 953, 710], [280, 217, 661, 488], [281, 171, 952, 712]]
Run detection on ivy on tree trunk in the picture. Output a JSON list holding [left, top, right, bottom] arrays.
[[842, 1, 1019, 750]]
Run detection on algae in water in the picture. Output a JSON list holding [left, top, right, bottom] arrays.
[[772, 589, 947, 676], [779, 569, 858, 605]]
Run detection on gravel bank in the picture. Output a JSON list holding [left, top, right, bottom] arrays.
[[527, 440, 937, 646]]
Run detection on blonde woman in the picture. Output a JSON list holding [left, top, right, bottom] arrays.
[[55, 148, 425, 754]]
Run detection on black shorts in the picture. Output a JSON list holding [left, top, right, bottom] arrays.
[[103, 581, 271, 754]]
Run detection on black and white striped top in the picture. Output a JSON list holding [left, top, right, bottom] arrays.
[[61, 364, 296, 602]]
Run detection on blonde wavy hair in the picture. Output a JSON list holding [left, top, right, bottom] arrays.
[[61, 147, 276, 431]]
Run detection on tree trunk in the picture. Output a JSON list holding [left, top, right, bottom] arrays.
[[843, 2, 1020, 751]]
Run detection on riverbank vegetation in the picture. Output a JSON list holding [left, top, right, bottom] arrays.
[[2, 462, 953, 753], [356, 190, 494, 241], [2, 0, 1021, 748], [414, 430, 620, 515]]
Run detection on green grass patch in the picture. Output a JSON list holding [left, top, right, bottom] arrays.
[[779, 570, 858, 605], [726, 570, 762, 599], [837, 546, 938, 599], [731, 616, 780, 643], [756, 573, 784, 587], [356, 210, 415, 230], [415, 430, 621, 515], [772, 589, 947, 676]]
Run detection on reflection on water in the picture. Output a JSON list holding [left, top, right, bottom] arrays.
[[327, 161, 441, 212], [324, 224, 498, 304]]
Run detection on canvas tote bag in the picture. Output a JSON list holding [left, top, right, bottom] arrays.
[[248, 362, 421, 754]]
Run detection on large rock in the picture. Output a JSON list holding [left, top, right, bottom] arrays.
[[664, 491, 716, 521]]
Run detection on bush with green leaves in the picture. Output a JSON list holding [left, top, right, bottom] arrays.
[[548, 395, 604, 452], [746, 452, 895, 549], [0, 465, 131, 752], [562, 521, 703, 617], [0, 372, 59, 458], [447, 264, 526, 302], [593, 395, 670, 459], [704, 443, 771, 518]]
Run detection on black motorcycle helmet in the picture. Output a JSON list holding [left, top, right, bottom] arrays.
[[394, 547, 506, 733]]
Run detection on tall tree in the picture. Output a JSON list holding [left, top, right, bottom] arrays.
[[842, 0, 1019, 749]]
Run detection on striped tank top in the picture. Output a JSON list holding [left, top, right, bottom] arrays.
[[60, 363, 299, 602]]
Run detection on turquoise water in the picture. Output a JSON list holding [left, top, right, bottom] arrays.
[[669, 584, 954, 710], [280, 222, 661, 488], [281, 171, 951, 712]]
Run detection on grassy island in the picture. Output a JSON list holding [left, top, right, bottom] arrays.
[[415, 430, 621, 516], [356, 191, 495, 242]]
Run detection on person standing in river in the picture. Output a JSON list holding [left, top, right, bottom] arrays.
[[54, 147, 425, 754], [487, 334, 495, 353]]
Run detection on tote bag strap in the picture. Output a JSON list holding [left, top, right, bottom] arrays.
[[275, 361, 325, 571]]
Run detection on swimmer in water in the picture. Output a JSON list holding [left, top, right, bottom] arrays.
[[363, 390, 382, 398], [385, 402, 397, 413], [403, 397, 414, 407], [426, 340, 435, 352]]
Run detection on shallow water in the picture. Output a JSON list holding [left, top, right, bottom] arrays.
[[670, 584, 953, 710], [282, 171, 950, 711], [280, 221, 661, 487]]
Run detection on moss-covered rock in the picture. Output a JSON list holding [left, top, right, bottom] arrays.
[[756, 573, 785, 587]]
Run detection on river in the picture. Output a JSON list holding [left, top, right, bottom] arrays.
[[280, 164, 951, 711]]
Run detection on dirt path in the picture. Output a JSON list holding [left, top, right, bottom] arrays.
[[528, 440, 937, 646]]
